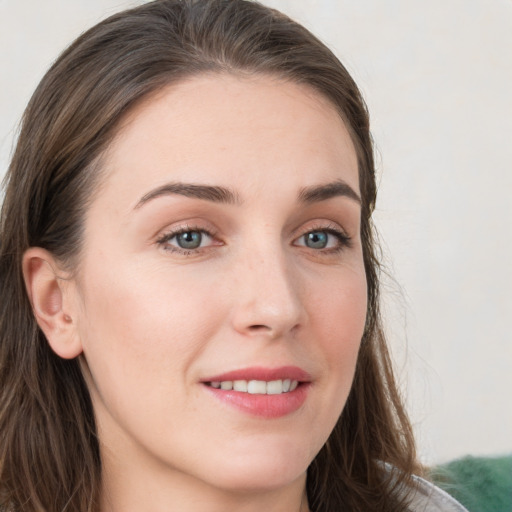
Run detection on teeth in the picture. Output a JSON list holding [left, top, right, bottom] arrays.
[[233, 380, 248, 392], [208, 379, 300, 395], [247, 380, 267, 394], [266, 379, 283, 395]]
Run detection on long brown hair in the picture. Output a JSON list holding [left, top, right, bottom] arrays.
[[0, 1, 420, 510]]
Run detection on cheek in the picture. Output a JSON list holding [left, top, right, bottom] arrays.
[[293, 266, 366, 456], [74, 262, 229, 450], [75, 260, 226, 387], [315, 266, 367, 341], [310, 267, 367, 388]]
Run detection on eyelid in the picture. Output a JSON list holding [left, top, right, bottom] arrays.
[[155, 223, 221, 254], [292, 222, 353, 251]]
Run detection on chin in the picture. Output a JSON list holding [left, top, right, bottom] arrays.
[[198, 443, 312, 493], [210, 466, 306, 494]]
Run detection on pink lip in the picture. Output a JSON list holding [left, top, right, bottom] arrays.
[[201, 366, 311, 419], [202, 365, 311, 383]]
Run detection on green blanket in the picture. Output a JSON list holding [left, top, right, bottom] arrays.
[[430, 455, 512, 512]]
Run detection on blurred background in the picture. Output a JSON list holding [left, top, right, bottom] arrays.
[[1, 0, 511, 466]]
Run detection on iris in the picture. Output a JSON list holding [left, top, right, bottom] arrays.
[[305, 231, 328, 249], [176, 231, 203, 249]]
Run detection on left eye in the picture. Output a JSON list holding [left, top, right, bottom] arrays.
[[162, 230, 214, 250], [295, 229, 346, 250]]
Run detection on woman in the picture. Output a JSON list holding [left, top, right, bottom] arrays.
[[0, 1, 468, 511]]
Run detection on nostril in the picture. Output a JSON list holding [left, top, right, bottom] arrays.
[[248, 324, 271, 331]]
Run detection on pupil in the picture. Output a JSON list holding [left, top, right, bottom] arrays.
[[177, 231, 202, 249], [306, 231, 328, 249]]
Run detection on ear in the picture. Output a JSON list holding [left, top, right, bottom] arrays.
[[22, 247, 83, 359]]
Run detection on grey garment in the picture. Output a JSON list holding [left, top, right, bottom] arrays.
[[408, 475, 469, 512]]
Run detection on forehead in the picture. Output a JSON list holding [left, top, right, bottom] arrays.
[[98, 73, 359, 210]]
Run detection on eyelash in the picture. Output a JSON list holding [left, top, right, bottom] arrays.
[[296, 223, 353, 254], [155, 223, 352, 256], [156, 224, 218, 255]]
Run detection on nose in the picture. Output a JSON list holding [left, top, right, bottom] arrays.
[[229, 246, 305, 340]]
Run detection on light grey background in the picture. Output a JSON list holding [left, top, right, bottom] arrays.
[[1, 0, 511, 465]]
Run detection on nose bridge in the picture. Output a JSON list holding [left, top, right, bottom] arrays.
[[231, 234, 304, 337]]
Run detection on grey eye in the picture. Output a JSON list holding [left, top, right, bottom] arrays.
[[304, 231, 328, 249], [176, 231, 203, 249]]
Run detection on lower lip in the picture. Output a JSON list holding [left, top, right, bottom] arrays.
[[203, 384, 310, 419]]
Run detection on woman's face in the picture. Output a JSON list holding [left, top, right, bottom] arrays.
[[71, 75, 367, 496]]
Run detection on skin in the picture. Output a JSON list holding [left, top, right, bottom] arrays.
[[24, 74, 367, 512]]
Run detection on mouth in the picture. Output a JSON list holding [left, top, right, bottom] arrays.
[[206, 378, 299, 395], [201, 366, 311, 418]]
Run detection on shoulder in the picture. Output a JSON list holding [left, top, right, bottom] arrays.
[[406, 474, 469, 512]]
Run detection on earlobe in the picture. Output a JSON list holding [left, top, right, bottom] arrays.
[[22, 247, 83, 359]]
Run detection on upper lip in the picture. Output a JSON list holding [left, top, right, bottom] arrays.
[[201, 366, 311, 383]]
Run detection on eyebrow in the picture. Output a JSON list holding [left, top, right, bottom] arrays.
[[298, 180, 361, 204], [134, 182, 240, 209], [134, 178, 361, 210]]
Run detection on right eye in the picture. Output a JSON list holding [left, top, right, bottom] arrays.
[[157, 228, 216, 253]]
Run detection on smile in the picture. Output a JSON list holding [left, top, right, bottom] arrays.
[[202, 367, 310, 418], [207, 379, 299, 395]]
